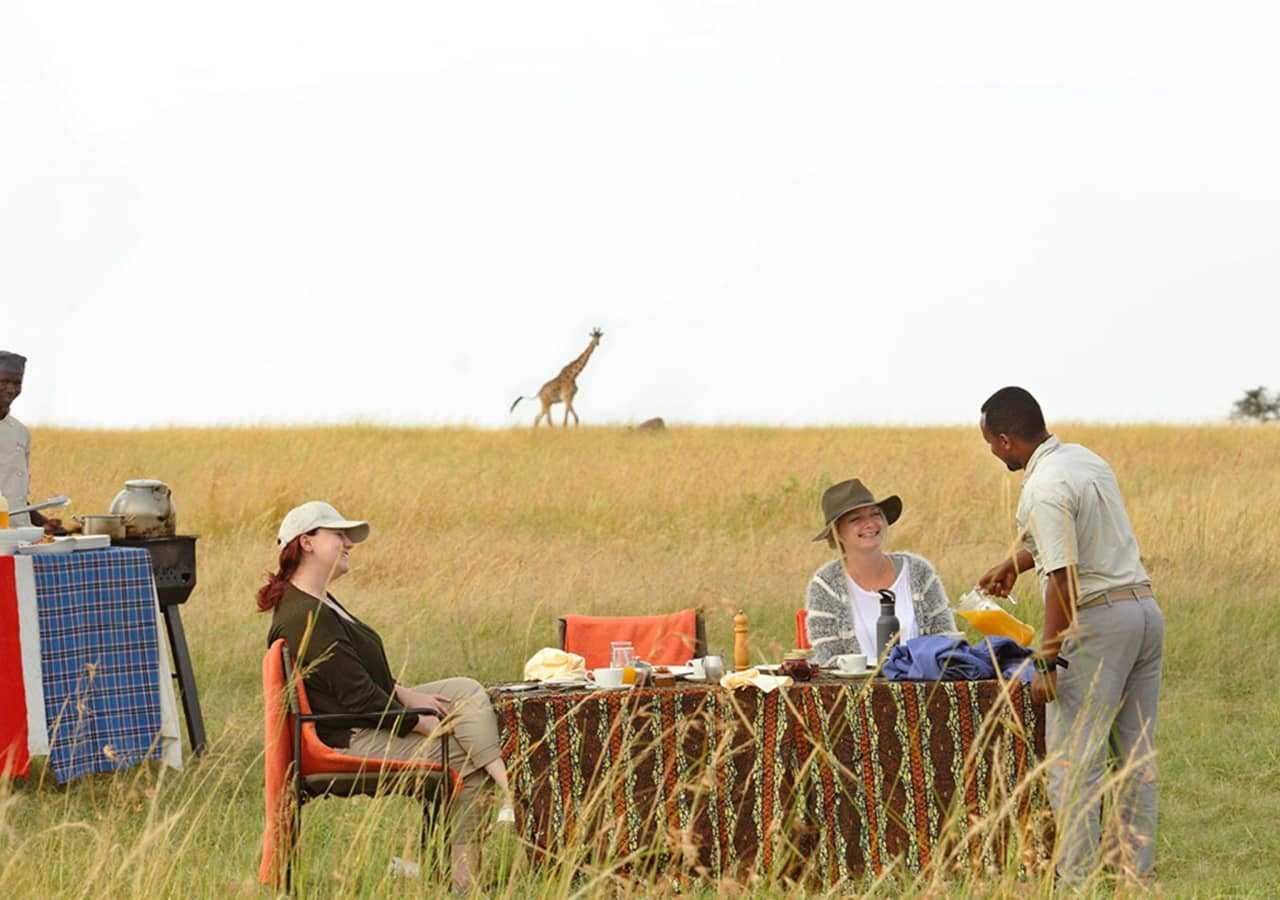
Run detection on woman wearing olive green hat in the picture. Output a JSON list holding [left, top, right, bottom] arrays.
[[803, 479, 956, 666]]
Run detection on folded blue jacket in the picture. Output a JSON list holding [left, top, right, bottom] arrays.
[[882, 635, 1033, 682]]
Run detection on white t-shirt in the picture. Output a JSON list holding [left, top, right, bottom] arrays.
[[0, 414, 32, 527], [846, 564, 916, 656]]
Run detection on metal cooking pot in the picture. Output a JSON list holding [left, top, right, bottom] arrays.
[[76, 514, 127, 540]]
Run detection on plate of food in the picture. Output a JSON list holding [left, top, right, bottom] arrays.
[[660, 664, 695, 678], [17, 538, 74, 555], [542, 677, 590, 688]]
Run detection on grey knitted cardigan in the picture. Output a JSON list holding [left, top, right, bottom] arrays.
[[804, 552, 957, 665]]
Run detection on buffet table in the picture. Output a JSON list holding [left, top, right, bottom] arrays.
[[0, 548, 182, 782], [495, 676, 1048, 884]]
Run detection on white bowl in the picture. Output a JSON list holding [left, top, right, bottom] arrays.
[[0, 527, 44, 543]]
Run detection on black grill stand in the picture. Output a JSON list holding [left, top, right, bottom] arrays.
[[114, 536, 208, 756]]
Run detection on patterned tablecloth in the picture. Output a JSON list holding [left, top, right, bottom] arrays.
[[495, 676, 1048, 884], [0, 548, 182, 783]]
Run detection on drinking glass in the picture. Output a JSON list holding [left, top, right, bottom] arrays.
[[610, 641, 635, 669], [611, 641, 636, 684]]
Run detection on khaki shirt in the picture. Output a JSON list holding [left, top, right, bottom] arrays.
[[1017, 435, 1150, 603], [0, 414, 32, 526]]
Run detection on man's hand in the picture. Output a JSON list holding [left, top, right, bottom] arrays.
[[1031, 668, 1057, 704], [978, 558, 1019, 597], [41, 517, 66, 536]]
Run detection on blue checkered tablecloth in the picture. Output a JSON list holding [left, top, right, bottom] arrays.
[[32, 547, 163, 783]]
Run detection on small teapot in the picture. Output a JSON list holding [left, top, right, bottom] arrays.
[[109, 479, 176, 538]]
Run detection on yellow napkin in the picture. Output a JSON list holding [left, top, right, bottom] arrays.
[[523, 647, 588, 682], [719, 668, 794, 693]]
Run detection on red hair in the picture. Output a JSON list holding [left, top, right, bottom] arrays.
[[256, 533, 312, 612]]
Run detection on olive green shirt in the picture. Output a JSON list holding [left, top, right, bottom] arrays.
[[267, 584, 418, 747]]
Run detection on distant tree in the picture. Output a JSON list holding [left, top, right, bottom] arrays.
[[1231, 386, 1280, 422]]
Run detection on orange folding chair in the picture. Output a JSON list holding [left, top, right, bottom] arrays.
[[557, 609, 706, 669], [260, 639, 462, 892]]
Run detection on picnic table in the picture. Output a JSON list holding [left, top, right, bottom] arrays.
[[495, 675, 1048, 884], [0, 548, 182, 782]]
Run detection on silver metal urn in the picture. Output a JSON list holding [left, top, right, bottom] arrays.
[[109, 479, 177, 538]]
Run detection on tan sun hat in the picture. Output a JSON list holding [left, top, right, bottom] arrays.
[[812, 479, 902, 543], [277, 501, 370, 549]]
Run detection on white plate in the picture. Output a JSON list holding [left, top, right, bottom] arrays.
[[658, 665, 695, 678], [68, 534, 111, 551], [585, 682, 633, 691], [17, 541, 74, 555], [829, 668, 875, 678], [494, 682, 543, 693]]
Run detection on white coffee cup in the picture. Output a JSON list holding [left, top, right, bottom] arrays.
[[593, 667, 625, 687], [834, 653, 867, 674], [689, 658, 706, 680]]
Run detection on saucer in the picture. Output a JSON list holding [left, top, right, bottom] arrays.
[[830, 668, 873, 678]]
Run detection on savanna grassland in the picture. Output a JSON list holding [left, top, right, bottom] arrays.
[[2, 424, 1278, 898]]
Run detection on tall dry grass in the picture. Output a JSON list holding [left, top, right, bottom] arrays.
[[2, 424, 1278, 897]]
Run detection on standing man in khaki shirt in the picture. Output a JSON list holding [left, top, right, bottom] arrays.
[[977, 386, 1163, 885]]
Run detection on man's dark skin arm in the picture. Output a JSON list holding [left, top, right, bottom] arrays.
[[979, 552, 1075, 703]]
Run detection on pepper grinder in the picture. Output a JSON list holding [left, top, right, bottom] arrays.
[[734, 610, 750, 672], [875, 589, 900, 662]]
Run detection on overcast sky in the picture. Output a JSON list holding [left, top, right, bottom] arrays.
[[4, 2, 1278, 428]]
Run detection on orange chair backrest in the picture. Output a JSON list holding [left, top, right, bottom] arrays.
[[795, 609, 811, 650], [561, 609, 699, 669]]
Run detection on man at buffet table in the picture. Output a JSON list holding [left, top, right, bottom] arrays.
[[977, 386, 1163, 885], [0, 351, 61, 532]]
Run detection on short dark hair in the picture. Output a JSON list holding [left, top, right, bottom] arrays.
[[981, 386, 1046, 440]]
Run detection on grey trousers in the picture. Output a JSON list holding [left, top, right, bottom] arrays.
[[1048, 595, 1164, 882], [341, 677, 502, 843]]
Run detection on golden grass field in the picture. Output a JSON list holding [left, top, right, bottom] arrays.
[[2, 424, 1278, 897]]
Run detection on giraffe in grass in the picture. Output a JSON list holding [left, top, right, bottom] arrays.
[[510, 329, 603, 427]]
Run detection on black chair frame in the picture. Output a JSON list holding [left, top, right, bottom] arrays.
[[280, 645, 455, 894]]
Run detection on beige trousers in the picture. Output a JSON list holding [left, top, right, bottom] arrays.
[[341, 676, 502, 842]]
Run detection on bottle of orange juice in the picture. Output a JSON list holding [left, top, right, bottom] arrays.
[[956, 589, 1035, 646], [0, 496, 9, 529]]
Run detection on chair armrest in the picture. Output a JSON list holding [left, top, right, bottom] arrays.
[[299, 707, 440, 729]]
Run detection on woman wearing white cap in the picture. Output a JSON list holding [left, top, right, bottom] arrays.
[[258, 500, 512, 892]]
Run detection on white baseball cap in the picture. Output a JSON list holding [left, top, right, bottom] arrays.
[[276, 501, 370, 549]]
